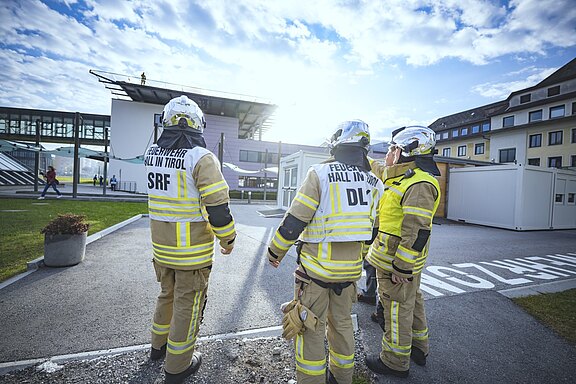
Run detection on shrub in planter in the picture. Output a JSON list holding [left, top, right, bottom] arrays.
[[41, 214, 90, 267]]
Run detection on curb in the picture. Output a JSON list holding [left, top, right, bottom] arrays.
[[498, 278, 576, 298], [0, 315, 358, 375], [1, 214, 148, 291]]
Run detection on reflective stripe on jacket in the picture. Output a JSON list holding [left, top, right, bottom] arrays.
[[146, 145, 211, 222], [145, 144, 234, 270], [367, 165, 439, 276], [301, 162, 383, 243], [269, 161, 384, 282]]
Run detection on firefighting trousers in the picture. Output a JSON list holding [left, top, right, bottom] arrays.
[[293, 278, 357, 384], [376, 270, 428, 371], [151, 261, 211, 374]]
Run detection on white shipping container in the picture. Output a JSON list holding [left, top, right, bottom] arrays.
[[447, 164, 576, 230], [277, 151, 330, 210]]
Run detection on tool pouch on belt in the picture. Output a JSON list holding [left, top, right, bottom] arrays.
[[280, 300, 318, 340]]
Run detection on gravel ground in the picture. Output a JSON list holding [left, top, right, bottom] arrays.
[[1, 332, 373, 384]]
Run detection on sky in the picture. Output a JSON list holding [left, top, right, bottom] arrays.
[[1, 0, 575, 146]]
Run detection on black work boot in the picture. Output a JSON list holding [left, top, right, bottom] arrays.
[[365, 355, 409, 378], [327, 370, 339, 384], [150, 343, 167, 361], [410, 346, 427, 366], [164, 352, 202, 384]]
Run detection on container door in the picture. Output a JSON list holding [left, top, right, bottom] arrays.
[[281, 166, 298, 209]]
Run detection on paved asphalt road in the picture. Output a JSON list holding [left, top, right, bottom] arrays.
[[0, 203, 575, 381]]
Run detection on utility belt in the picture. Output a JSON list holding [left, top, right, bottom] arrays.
[[294, 240, 352, 296]]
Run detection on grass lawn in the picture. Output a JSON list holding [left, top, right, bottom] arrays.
[[513, 289, 576, 345], [0, 198, 147, 282]]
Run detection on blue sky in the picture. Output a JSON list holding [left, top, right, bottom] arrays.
[[1, 0, 575, 145]]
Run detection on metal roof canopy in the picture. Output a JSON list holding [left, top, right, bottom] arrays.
[[90, 70, 277, 139]]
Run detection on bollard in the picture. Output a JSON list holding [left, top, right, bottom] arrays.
[[241, 190, 244, 200], [248, 191, 252, 204]]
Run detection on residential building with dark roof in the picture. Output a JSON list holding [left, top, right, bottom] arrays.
[[429, 58, 576, 170]]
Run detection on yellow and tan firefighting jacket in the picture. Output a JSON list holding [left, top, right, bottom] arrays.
[[145, 144, 236, 270], [367, 160, 440, 279], [268, 160, 384, 283]]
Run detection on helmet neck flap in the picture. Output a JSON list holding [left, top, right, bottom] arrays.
[[331, 145, 371, 172], [157, 129, 206, 150]]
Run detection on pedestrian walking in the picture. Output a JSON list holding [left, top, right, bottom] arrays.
[[110, 175, 117, 191], [365, 126, 441, 378], [38, 166, 62, 199], [267, 120, 384, 384], [145, 95, 236, 384]]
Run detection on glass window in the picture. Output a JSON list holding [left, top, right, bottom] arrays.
[[548, 156, 562, 168], [568, 193, 575, 204], [528, 158, 540, 166], [520, 94, 531, 103], [474, 143, 484, 155], [461, 127, 468, 136], [457, 145, 466, 157], [555, 194, 564, 204], [239, 150, 259, 163], [452, 129, 459, 138], [93, 119, 105, 140], [547, 86, 560, 97], [499, 148, 516, 163], [548, 131, 563, 145], [529, 134, 542, 148], [529, 110, 542, 122], [572, 102, 576, 115], [9, 115, 20, 131], [42, 118, 53, 136], [471, 125, 480, 134], [441, 132, 448, 140], [571, 155, 576, 167], [503, 116, 514, 127], [482, 122, 490, 132], [572, 128, 576, 143], [238, 176, 277, 189], [0, 112, 7, 133], [550, 105, 565, 119], [442, 148, 451, 157]]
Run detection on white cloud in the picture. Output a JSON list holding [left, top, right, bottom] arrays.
[[0, 0, 575, 145], [472, 66, 558, 99]]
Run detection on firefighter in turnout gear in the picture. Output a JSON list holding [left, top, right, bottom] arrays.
[[365, 126, 441, 378], [268, 120, 384, 384], [145, 95, 236, 384]]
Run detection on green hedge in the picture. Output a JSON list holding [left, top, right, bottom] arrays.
[[230, 190, 277, 200]]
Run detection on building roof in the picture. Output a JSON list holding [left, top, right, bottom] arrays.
[[535, 57, 576, 88], [428, 100, 508, 131], [429, 58, 576, 131], [90, 70, 278, 139]]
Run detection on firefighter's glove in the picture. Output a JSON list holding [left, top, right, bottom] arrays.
[[280, 300, 318, 340]]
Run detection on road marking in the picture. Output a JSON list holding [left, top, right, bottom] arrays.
[[420, 252, 576, 297]]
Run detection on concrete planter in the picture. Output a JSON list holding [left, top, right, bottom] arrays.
[[44, 232, 87, 267]]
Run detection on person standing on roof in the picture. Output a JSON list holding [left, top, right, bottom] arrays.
[[267, 120, 384, 384], [365, 126, 441, 378], [141, 72, 147, 85], [145, 95, 236, 384]]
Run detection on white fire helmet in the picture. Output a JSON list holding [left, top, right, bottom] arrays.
[[390, 126, 436, 156], [328, 120, 370, 150], [162, 95, 206, 133]]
